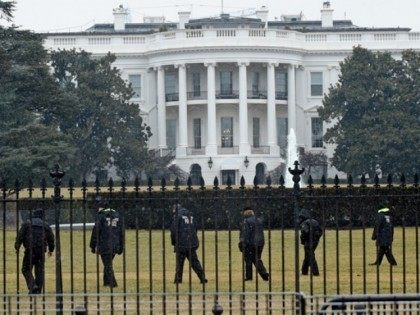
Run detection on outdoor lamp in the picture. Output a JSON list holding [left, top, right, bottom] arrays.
[[244, 156, 249, 168], [208, 157, 213, 169]]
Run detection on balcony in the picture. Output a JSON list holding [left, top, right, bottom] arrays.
[[276, 91, 287, 100], [165, 93, 179, 102], [155, 148, 176, 157], [251, 146, 270, 154], [218, 146, 239, 154], [187, 91, 208, 100], [216, 90, 239, 99], [187, 147, 205, 155], [247, 90, 267, 99]]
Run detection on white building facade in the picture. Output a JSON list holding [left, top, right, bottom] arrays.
[[43, 3, 420, 184]]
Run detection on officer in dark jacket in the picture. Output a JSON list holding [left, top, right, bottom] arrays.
[[90, 207, 124, 288], [299, 209, 322, 276], [171, 204, 207, 284], [15, 209, 55, 294], [239, 207, 269, 281], [370, 206, 397, 266]]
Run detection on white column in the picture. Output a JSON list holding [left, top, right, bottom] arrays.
[[287, 64, 296, 134], [176, 64, 187, 156], [157, 66, 167, 149], [238, 61, 250, 155], [267, 62, 280, 156], [205, 62, 217, 156]]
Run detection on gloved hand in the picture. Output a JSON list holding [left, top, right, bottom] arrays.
[[91, 248, 96, 254], [238, 242, 243, 252], [117, 248, 123, 255]]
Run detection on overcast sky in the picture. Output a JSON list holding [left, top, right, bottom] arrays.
[[8, 0, 420, 32]]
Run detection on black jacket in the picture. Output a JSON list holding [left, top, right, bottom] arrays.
[[15, 218, 55, 252], [170, 207, 199, 251], [372, 208, 394, 246], [300, 218, 323, 246], [90, 208, 124, 255], [240, 215, 265, 248]]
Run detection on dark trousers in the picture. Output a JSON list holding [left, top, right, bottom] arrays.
[[100, 254, 117, 287], [175, 249, 205, 282], [302, 243, 319, 276], [244, 245, 268, 280], [22, 247, 44, 293], [376, 245, 397, 265]]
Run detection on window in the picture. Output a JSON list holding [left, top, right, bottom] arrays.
[[166, 119, 177, 149], [222, 170, 236, 185], [253, 117, 260, 148], [252, 72, 260, 96], [193, 118, 201, 149], [255, 163, 266, 185], [129, 75, 141, 98], [311, 117, 323, 148], [165, 72, 177, 101], [277, 117, 288, 150], [220, 71, 233, 95], [190, 164, 202, 185], [192, 73, 201, 97], [221, 117, 233, 147], [275, 71, 287, 99], [310, 72, 323, 96]]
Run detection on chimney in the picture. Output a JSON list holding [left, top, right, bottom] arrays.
[[321, 1, 333, 28], [113, 5, 129, 31], [256, 6, 269, 27], [178, 11, 191, 30]]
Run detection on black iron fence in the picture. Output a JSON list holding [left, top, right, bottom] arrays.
[[1, 162, 419, 314]]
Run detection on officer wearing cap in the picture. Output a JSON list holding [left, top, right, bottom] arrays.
[[299, 208, 323, 276], [90, 204, 124, 288], [15, 209, 55, 294], [370, 204, 397, 266]]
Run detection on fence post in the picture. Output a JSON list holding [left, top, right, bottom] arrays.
[[50, 164, 65, 315], [288, 161, 304, 294]]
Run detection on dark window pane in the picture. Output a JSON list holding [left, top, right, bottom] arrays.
[[221, 117, 233, 147]]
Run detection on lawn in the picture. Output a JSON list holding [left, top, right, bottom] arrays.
[[1, 228, 418, 296]]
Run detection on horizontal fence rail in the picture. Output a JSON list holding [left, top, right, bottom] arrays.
[[1, 163, 419, 314]]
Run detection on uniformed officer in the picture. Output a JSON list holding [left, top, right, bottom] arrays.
[[171, 204, 207, 284], [239, 207, 269, 281], [15, 209, 55, 294], [299, 208, 323, 276], [370, 205, 397, 266], [90, 206, 124, 288]]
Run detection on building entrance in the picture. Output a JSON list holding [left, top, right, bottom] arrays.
[[221, 170, 236, 185]]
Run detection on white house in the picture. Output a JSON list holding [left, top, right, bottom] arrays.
[[42, 2, 420, 184]]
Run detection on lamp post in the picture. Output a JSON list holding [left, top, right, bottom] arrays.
[[50, 164, 65, 314], [288, 160, 304, 294]]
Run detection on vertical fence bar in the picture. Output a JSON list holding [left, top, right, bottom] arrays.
[[107, 178, 115, 314], [81, 179, 88, 310], [225, 177, 233, 315], [387, 174, 394, 294], [121, 178, 128, 314], [239, 176, 246, 315], [160, 178, 167, 315], [186, 177, 193, 315], [213, 177, 220, 305], [307, 176, 314, 296], [253, 176, 259, 315], [360, 174, 367, 294], [279, 176, 285, 295], [320, 176, 327, 296], [1, 180, 6, 311], [134, 177, 141, 315], [14, 180, 20, 314], [40, 178, 47, 314], [94, 178, 101, 315], [401, 174, 407, 294], [50, 165, 64, 315], [348, 175, 354, 294], [415, 174, 419, 293], [199, 177, 206, 315], [334, 175, 340, 295], [266, 176, 272, 315], [69, 179, 75, 309], [147, 177, 153, 315], [173, 178, 180, 315]]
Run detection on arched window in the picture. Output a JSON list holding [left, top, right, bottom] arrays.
[[190, 164, 202, 186], [255, 163, 266, 185]]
